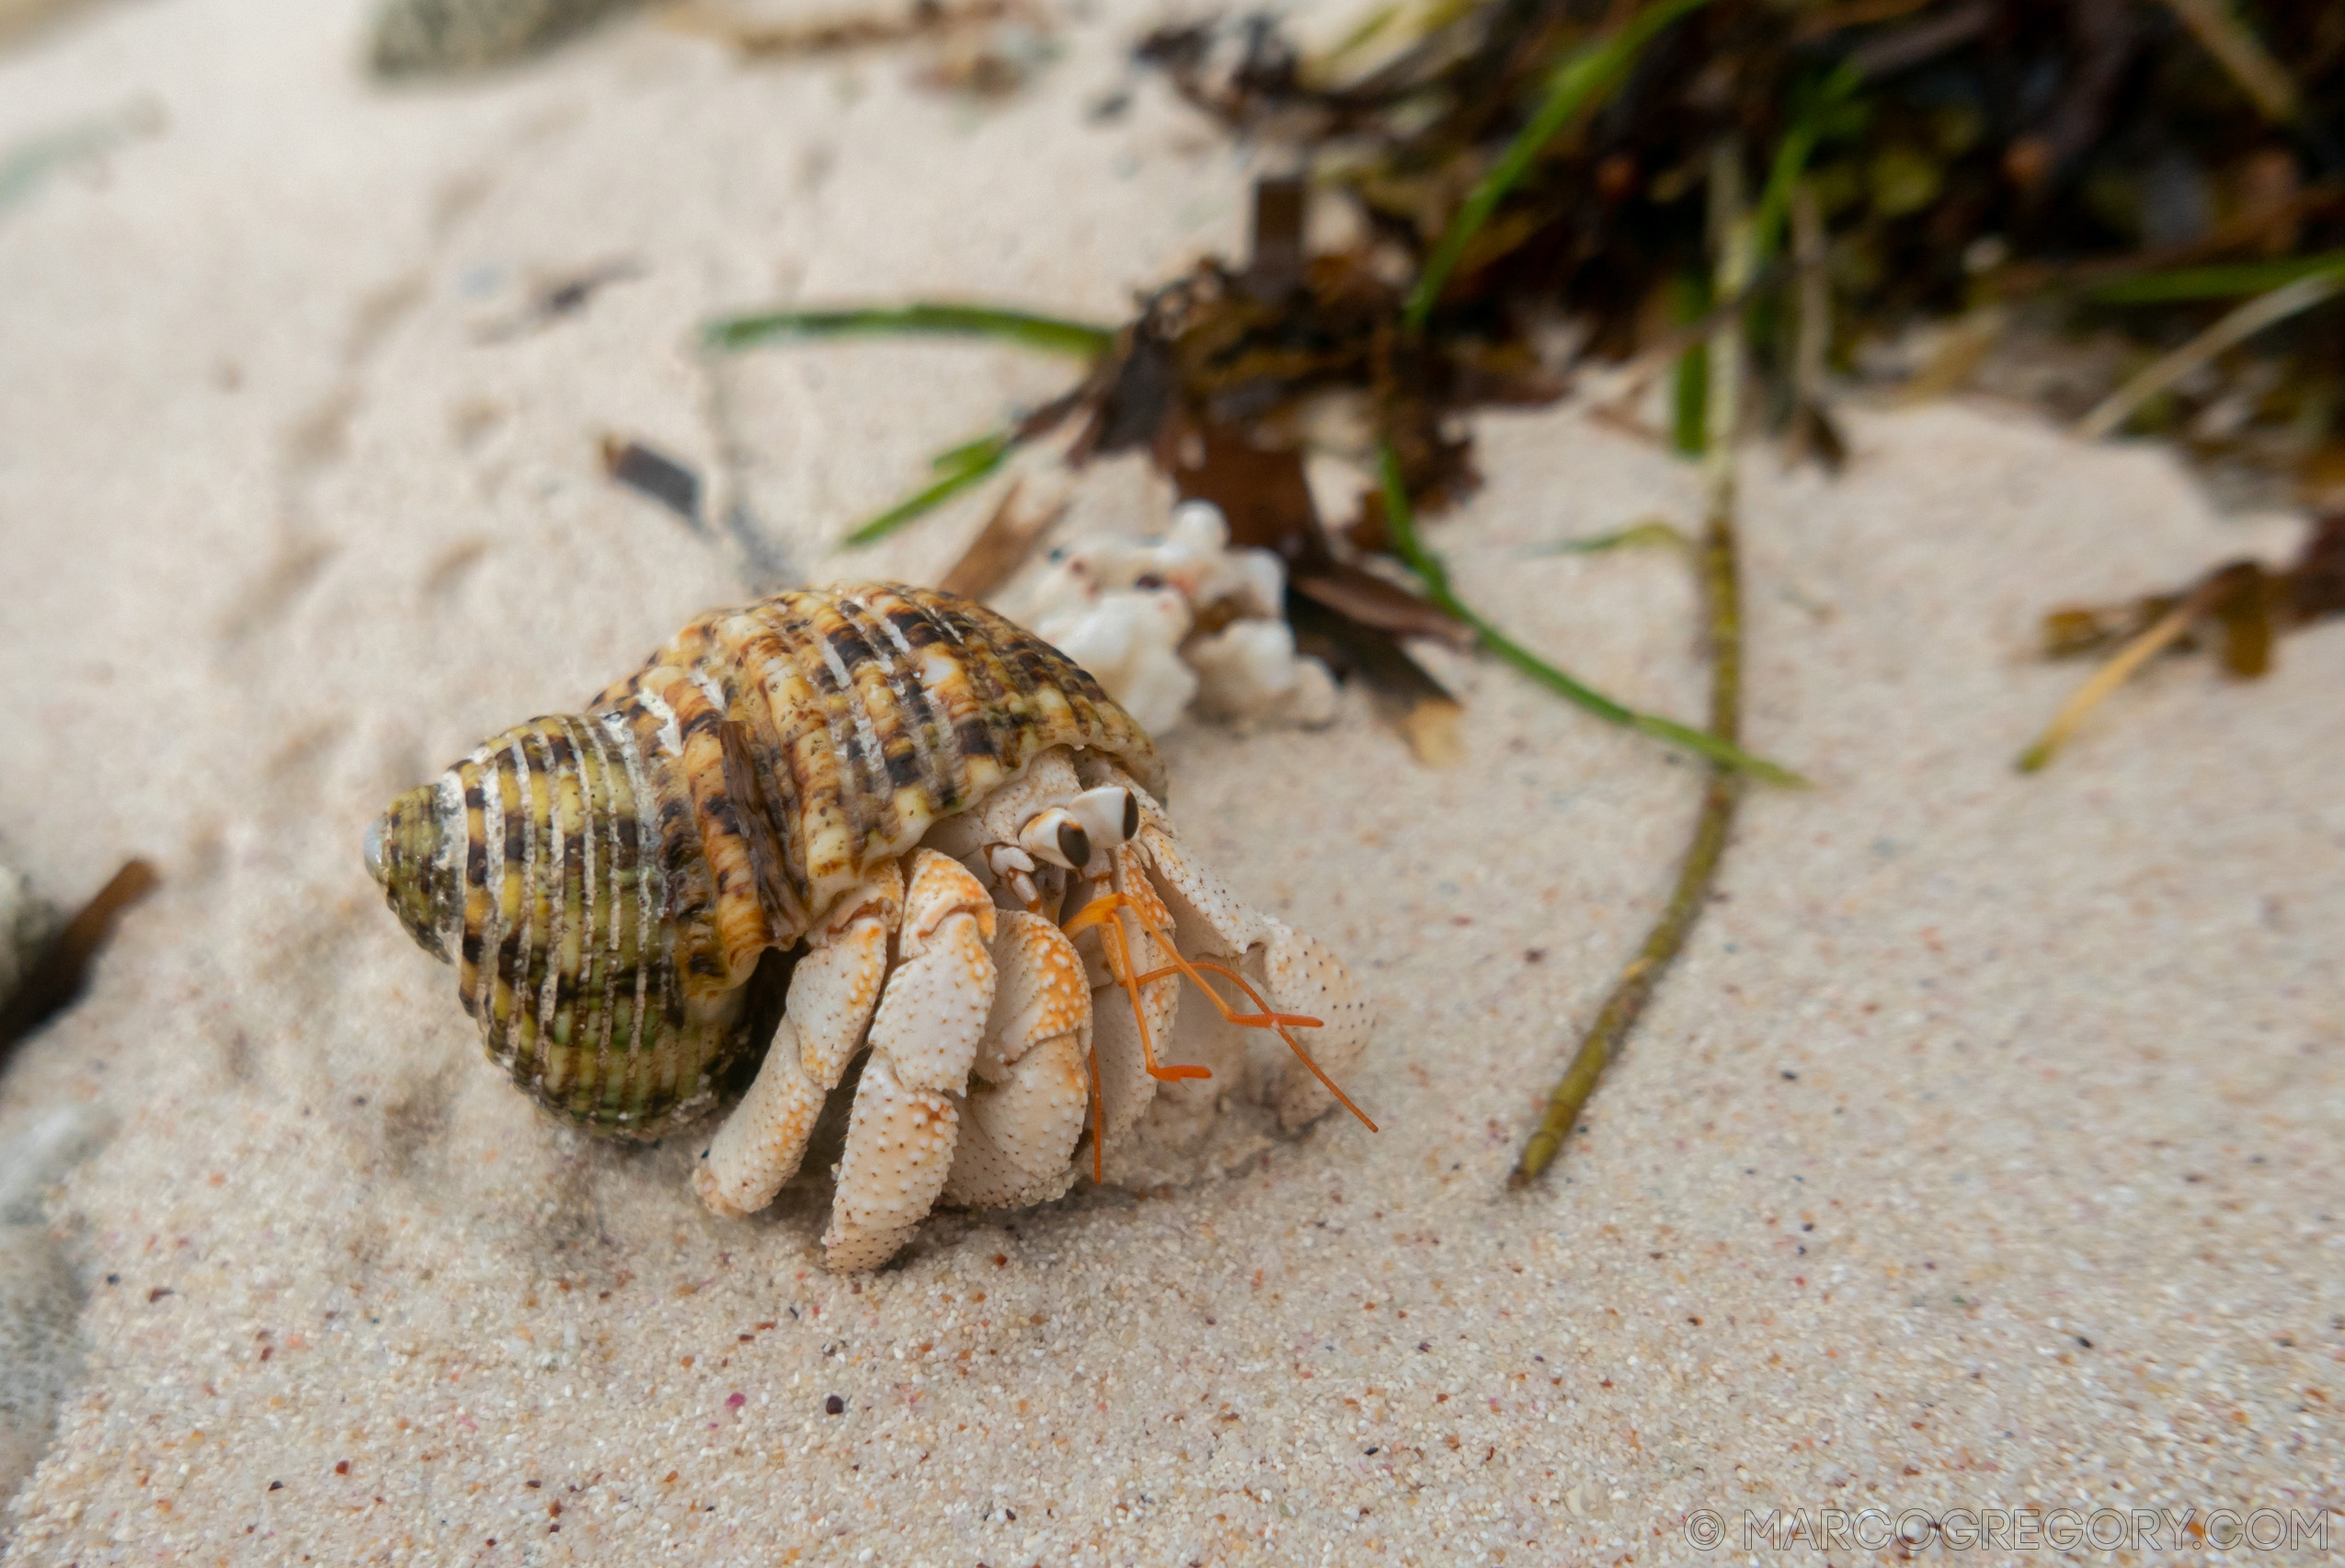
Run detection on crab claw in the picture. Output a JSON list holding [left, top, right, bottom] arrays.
[[942, 910, 1092, 1210]]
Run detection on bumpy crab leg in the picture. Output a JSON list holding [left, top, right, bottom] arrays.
[[694, 862, 903, 1219], [1130, 954, 1370, 1129], [820, 850, 999, 1273], [1076, 757, 1377, 1134], [940, 910, 1092, 1210]]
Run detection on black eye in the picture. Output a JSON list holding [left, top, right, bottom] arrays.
[[1057, 820, 1092, 870], [1120, 792, 1139, 840]]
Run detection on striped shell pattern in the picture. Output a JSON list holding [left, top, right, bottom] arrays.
[[366, 585, 1161, 1139]]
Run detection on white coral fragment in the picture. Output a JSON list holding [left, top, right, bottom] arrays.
[[1003, 500, 1337, 734], [1187, 616, 1339, 727], [1028, 590, 1196, 736]]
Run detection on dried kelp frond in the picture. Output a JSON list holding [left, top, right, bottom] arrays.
[[706, 0, 2345, 778], [1136, 0, 2345, 486], [707, 126, 1800, 773], [0, 861, 157, 1057], [1115, 1, 2345, 773]]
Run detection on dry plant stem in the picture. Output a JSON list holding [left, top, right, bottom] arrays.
[[936, 480, 1067, 600], [1514, 146, 1753, 1188], [2015, 579, 2223, 773], [1791, 181, 1830, 407], [2076, 272, 2345, 440], [2158, 0, 2300, 125]]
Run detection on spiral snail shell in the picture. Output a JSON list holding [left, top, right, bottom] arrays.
[[366, 584, 1159, 1139]]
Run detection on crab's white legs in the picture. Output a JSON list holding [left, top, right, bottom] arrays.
[[1253, 920, 1375, 1129], [694, 862, 903, 1219], [1076, 752, 1376, 1135], [821, 849, 998, 1272], [941, 910, 1092, 1210]]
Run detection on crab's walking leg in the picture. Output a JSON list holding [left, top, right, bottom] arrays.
[[822, 849, 998, 1272], [694, 863, 904, 1219], [1130, 815, 1377, 1132], [1253, 919, 1377, 1129], [941, 910, 1092, 1210]]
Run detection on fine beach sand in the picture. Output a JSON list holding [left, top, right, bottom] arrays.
[[3, 1, 2341, 1562]]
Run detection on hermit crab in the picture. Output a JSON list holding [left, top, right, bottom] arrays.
[[365, 584, 1373, 1270]]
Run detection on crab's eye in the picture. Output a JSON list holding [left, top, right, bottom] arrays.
[[1068, 784, 1138, 851], [1017, 807, 1092, 871]]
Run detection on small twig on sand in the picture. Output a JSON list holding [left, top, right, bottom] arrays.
[[2076, 270, 2345, 441], [2014, 567, 2244, 773], [2158, 0, 2299, 125], [1514, 143, 1760, 1188], [936, 479, 1068, 599]]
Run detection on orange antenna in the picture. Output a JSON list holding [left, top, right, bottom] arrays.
[[1137, 956, 1378, 1133], [1062, 894, 1212, 1084], [1063, 892, 1378, 1139]]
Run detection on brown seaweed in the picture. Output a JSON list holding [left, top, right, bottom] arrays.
[[0, 861, 159, 1057], [2021, 511, 2345, 769]]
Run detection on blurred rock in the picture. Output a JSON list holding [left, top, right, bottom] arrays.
[[370, 0, 635, 74]]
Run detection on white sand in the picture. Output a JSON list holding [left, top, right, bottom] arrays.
[[3, 1, 2341, 1562]]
